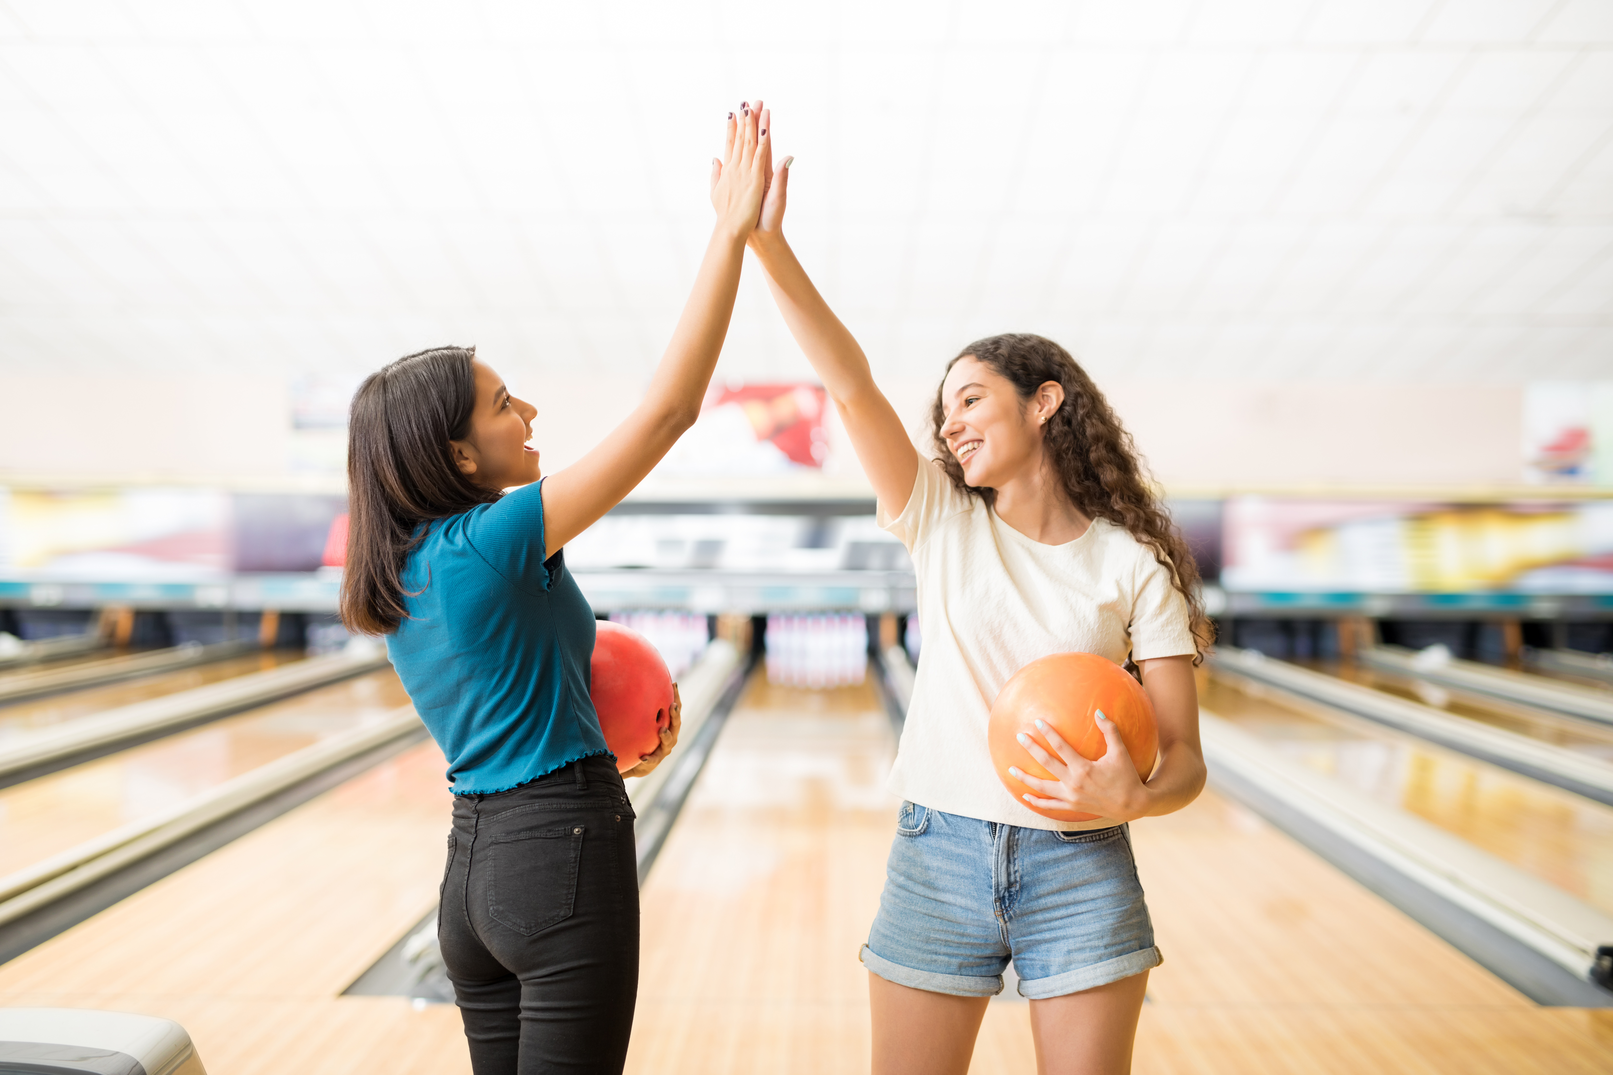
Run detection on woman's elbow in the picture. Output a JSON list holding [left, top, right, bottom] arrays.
[[647, 400, 702, 437]]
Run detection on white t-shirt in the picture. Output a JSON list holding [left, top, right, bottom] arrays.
[[881, 459, 1197, 831]]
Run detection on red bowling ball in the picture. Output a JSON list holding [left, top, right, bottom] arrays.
[[590, 621, 675, 773]]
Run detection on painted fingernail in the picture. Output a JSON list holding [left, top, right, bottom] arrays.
[[1024, 794, 1034, 802], [1034, 719, 1046, 730], [783, 156, 794, 168], [1008, 766, 1020, 776], [760, 128, 767, 135], [728, 112, 734, 120], [1016, 733, 1029, 745]]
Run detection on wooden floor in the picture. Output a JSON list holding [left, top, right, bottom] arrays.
[[0, 668, 412, 876], [0, 737, 467, 1074], [1204, 673, 1613, 917], [0, 650, 303, 744], [1321, 660, 1613, 761], [1, 669, 1610, 1072]]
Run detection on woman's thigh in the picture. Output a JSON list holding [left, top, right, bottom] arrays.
[[1028, 970, 1149, 1075], [869, 973, 991, 1075]]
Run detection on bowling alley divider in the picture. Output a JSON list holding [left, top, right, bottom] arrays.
[[0, 705, 428, 962], [0, 627, 104, 669], [874, 647, 1613, 1005], [623, 638, 750, 879], [1211, 647, 1613, 808], [0, 647, 390, 789], [1527, 646, 1613, 686], [1200, 713, 1613, 1006], [0, 638, 257, 705], [1361, 643, 1613, 726]]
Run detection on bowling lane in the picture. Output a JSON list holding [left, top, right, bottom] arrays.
[[1204, 671, 1613, 918], [0, 650, 306, 747], [1311, 660, 1613, 762], [0, 738, 462, 1075], [1, 664, 1608, 1074], [627, 669, 1612, 1073], [628, 674, 895, 1073], [0, 667, 411, 879]]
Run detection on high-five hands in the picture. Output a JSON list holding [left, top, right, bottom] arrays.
[[1006, 711, 1151, 823], [752, 105, 791, 245], [710, 101, 771, 241]]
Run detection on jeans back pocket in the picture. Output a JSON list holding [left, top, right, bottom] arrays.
[[488, 825, 584, 936]]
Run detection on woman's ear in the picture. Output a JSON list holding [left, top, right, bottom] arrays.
[[449, 439, 478, 477], [1035, 380, 1065, 426]]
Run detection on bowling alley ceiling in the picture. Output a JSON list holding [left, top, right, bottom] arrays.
[[0, 0, 1610, 384]]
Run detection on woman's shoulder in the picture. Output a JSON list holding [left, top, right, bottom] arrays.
[[1086, 518, 1168, 572]]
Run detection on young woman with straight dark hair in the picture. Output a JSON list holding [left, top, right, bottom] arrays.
[[746, 125, 1211, 1074], [340, 103, 775, 1074]]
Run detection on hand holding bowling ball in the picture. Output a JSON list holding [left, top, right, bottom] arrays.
[[590, 621, 681, 776], [620, 683, 680, 778], [987, 652, 1159, 822]]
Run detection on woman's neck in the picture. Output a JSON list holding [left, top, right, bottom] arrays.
[[991, 462, 1091, 545]]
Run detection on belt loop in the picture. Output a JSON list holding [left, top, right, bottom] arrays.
[[573, 759, 587, 791]]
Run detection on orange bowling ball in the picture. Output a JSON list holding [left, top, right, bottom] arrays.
[[988, 652, 1159, 822], [590, 621, 674, 774]]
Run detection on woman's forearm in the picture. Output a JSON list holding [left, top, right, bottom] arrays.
[[639, 223, 750, 433], [1139, 741, 1207, 817], [748, 233, 877, 407]]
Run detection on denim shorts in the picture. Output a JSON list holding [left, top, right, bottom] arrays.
[[861, 802, 1161, 1000]]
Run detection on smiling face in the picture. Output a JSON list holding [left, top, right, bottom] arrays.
[[449, 359, 542, 490], [938, 356, 1061, 489]]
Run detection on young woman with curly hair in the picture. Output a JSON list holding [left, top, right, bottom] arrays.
[[747, 140, 1212, 1074]]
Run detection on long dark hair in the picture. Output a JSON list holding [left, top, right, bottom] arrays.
[[929, 333, 1214, 662], [340, 346, 499, 635]]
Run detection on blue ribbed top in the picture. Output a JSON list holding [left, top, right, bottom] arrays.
[[386, 480, 608, 794]]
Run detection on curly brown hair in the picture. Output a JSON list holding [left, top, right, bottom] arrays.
[[929, 333, 1214, 663]]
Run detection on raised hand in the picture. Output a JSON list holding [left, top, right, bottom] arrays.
[[1006, 711, 1151, 822], [753, 110, 791, 243], [709, 100, 769, 241]]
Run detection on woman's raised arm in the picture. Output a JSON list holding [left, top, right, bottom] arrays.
[[541, 103, 770, 558], [746, 145, 920, 519]]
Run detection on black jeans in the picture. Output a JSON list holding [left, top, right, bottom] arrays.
[[439, 756, 639, 1074]]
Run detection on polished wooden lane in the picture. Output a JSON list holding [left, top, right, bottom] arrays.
[[1317, 660, 1613, 762], [2, 671, 1610, 1073], [628, 674, 1613, 1073], [0, 650, 304, 746], [0, 667, 410, 877], [1131, 792, 1613, 1073], [0, 739, 465, 1075], [627, 676, 896, 1073], [1205, 672, 1613, 919]]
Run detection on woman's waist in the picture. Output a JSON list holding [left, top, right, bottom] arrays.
[[450, 756, 628, 825]]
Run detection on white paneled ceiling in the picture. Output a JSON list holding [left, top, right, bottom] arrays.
[[0, 0, 1610, 385]]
